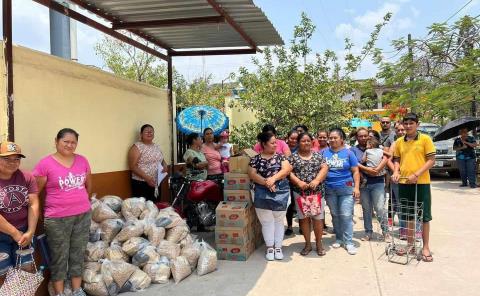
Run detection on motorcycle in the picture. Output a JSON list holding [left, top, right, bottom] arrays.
[[167, 172, 223, 230]]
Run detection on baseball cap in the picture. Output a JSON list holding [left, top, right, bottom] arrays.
[[0, 142, 26, 158]]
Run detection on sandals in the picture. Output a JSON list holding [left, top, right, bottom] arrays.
[[300, 245, 312, 256], [360, 234, 371, 241], [316, 245, 326, 256], [422, 251, 434, 262]]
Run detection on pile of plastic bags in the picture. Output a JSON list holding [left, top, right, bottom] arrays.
[[79, 196, 217, 296]]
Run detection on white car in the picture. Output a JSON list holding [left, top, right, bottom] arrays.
[[418, 123, 459, 177]]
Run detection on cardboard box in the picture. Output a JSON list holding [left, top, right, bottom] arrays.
[[216, 201, 251, 227], [224, 190, 252, 204], [216, 241, 255, 261], [224, 173, 251, 190], [228, 156, 250, 174], [215, 226, 250, 245], [242, 148, 258, 158]]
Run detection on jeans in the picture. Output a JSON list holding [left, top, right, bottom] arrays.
[[360, 183, 387, 234], [0, 226, 35, 275], [255, 208, 286, 248], [325, 186, 354, 246], [457, 158, 476, 186]]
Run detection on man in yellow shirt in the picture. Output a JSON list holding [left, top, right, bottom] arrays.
[[392, 113, 435, 262]]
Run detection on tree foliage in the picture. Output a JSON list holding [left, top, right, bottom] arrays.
[[95, 33, 227, 109], [95, 33, 168, 88], [375, 15, 480, 122], [231, 12, 391, 149]]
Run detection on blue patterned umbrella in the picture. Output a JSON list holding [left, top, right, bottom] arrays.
[[350, 118, 372, 128], [176, 105, 229, 135]]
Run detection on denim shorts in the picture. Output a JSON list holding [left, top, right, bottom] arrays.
[[0, 226, 35, 275], [254, 179, 290, 211]]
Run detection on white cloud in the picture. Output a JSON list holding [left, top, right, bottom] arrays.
[[353, 3, 400, 29], [333, 1, 418, 78], [410, 6, 420, 18], [397, 17, 413, 30]]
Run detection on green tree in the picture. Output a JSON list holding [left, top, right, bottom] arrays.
[[95, 34, 228, 109], [231, 12, 391, 149], [95, 33, 168, 88], [174, 75, 230, 109], [375, 15, 480, 122]]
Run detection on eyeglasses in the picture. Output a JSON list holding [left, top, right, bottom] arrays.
[[1, 157, 21, 163], [381, 121, 391, 124]]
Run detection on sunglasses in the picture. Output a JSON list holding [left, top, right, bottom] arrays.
[[381, 121, 391, 124]]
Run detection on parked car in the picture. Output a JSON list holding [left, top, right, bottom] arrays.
[[418, 123, 459, 176]]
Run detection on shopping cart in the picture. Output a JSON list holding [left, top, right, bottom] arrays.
[[384, 178, 423, 265]]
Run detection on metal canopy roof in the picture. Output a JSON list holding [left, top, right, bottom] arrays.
[[71, 0, 284, 52]]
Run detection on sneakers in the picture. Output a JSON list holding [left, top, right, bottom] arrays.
[[284, 228, 294, 236], [331, 240, 343, 248], [265, 248, 275, 261], [73, 289, 87, 296], [274, 248, 284, 260], [345, 244, 358, 255]]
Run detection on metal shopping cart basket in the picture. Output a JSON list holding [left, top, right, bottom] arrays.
[[384, 179, 423, 265]]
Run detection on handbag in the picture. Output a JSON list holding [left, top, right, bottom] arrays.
[[296, 191, 322, 218], [0, 247, 44, 296]]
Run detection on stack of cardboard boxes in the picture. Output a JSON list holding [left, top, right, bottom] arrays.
[[215, 151, 263, 261]]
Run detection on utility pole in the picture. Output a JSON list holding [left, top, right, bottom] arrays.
[[408, 33, 415, 113]]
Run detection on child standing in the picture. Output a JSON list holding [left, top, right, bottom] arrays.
[[218, 130, 233, 173]]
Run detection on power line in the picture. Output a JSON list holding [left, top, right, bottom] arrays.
[[445, 0, 473, 23]]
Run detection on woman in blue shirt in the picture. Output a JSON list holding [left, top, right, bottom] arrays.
[[453, 128, 478, 188], [323, 128, 360, 255]]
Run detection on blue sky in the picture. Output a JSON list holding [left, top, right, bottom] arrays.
[[3, 0, 479, 83]]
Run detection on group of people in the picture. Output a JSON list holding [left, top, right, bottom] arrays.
[[0, 124, 172, 296], [248, 113, 437, 262], [1, 112, 470, 295], [0, 128, 92, 296]]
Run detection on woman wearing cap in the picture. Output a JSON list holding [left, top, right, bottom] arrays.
[[33, 128, 92, 296], [0, 142, 40, 282], [128, 124, 168, 201]]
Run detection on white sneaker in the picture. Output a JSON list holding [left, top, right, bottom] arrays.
[[274, 248, 284, 260], [345, 244, 358, 255], [265, 248, 275, 261], [332, 240, 343, 249]]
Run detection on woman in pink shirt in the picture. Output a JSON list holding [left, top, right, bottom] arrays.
[[201, 128, 223, 183], [33, 128, 92, 296], [253, 124, 291, 157]]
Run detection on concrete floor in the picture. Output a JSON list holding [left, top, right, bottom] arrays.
[[123, 178, 480, 296]]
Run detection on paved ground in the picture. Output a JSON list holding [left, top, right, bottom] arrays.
[[123, 177, 480, 296]]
